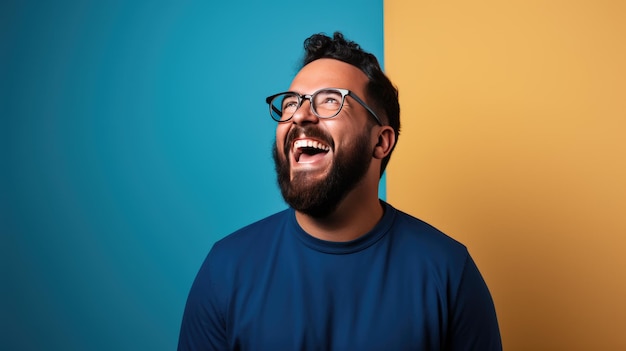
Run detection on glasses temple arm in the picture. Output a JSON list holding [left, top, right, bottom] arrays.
[[349, 93, 383, 126]]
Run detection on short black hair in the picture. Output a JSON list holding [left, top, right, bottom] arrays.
[[301, 32, 400, 177]]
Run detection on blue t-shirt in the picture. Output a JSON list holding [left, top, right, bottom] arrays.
[[179, 202, 501, 350]]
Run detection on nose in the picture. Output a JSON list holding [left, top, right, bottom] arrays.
[[290, 98, 319, 125]]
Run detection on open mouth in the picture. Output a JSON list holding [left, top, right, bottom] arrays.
[[293, 139, 331, 163]]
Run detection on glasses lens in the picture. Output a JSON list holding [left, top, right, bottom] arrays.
[[270, 93, 299, 122], [312, 89, 344, 118]]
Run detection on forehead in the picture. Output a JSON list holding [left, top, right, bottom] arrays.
[[289, 58, 369, 93]]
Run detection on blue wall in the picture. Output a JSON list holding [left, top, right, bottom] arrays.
[[1, 1, 384, 349]]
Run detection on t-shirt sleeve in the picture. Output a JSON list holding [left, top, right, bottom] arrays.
[[178, 249, 228, 351], [447, 254, 502, 351]]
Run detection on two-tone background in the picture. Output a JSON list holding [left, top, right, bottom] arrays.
[[2, 0, 624, 350]]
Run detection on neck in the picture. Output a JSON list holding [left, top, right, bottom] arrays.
[[295, 173, 384, 242]]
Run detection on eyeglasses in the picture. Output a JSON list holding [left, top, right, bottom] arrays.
[[265, 88, 383, 126]]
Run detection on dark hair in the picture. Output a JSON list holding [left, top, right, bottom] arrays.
[[301, 31, 400, 177]]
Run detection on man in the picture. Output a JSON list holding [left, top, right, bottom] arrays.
[[178, 32, 502, 350]]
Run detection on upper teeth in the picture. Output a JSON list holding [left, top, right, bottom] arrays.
[[294, 139, 330, 151]]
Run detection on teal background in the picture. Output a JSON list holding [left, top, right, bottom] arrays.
[[1, 1, 384, 350]]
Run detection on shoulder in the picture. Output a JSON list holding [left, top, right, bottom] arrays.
[[387, 204, 468, 256], [385, 204, 482, 299], [186, 210, 292, 305], [383, 203, 472, 282], [205, 208, 292, 268], [215, 209, 291, 247]]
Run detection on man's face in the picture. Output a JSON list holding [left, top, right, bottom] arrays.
[[273, 59, 376, 217]]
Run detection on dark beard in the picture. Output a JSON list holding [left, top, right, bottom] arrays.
[[273, 125, 372, 218]]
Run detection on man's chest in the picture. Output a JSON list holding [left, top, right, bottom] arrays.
[[223, 253, 448, 350]]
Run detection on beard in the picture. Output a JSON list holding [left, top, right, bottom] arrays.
[[273, 125, 373, 218]]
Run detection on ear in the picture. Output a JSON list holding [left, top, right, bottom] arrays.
[[373, 126, 396, 160]]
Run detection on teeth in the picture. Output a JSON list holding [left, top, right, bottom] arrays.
[[293, 139, 330, 151]]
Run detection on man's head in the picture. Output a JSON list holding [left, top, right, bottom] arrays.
[[270, 32, 400, 217], [301, 32, 400, 174]]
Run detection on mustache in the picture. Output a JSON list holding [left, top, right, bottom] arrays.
[[283, 125, 335, 156]]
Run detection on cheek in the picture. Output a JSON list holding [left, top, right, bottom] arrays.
[[275, 125, 287, 142], [275, 125, 290, 152], [336, 123, 372, 148]]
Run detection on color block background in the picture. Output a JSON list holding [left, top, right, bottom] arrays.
[[385, 0, 626, 350], [3, 0, 626, 350]]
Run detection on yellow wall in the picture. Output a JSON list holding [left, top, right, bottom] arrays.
[[385, 1, 626, 349]]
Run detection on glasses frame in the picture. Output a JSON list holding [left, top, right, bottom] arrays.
[[265, 88, 383, 126]]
